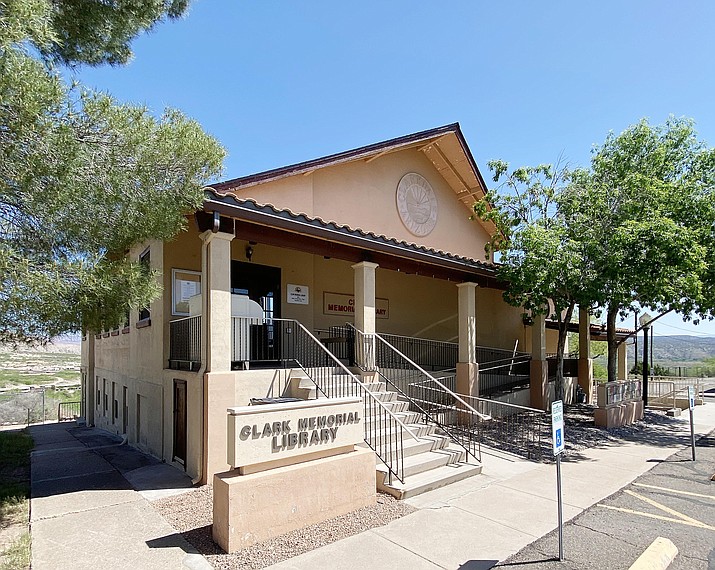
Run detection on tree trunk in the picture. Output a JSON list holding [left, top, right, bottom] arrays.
[[555, 302, 575, 402], [606, 306, 618, 383]]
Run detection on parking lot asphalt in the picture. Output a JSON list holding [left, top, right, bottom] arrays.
[[496, 430, 715, 570]]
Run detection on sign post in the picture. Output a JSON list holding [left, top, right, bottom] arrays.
[[551, 400, 565, 561], [688, 386, 696, 461]]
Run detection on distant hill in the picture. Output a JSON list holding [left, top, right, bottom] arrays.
[[626, 335, 715, 365]]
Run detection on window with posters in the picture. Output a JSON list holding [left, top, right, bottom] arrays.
[[172, 269, 201, 316]]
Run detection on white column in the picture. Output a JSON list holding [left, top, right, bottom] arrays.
[[352, 261, 378, 370], [200, 230, 235, 373], [456, 283, 478, 397], [617, 342, 627, 380], [530, 313, 548, 409], [352, 261, 378, 334], [457, 282, 477, 363], [578, 306, 594, 403]]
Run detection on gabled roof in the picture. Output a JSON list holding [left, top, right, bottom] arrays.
[[209, 123, 497, 235]]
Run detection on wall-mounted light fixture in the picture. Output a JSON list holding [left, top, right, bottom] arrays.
[[245, 245, 253, 261]]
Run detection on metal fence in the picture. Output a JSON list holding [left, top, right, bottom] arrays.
[[0, 388, 47, 425], [462, 394, 548, 460], [169, 315, 202, 370], [477, 346, 532, 396], [58, 401, 81, 421]]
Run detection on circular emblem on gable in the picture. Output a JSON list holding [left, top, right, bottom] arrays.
[[396, 173, 438, 237]]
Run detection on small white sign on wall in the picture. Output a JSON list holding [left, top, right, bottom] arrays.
[[287, 284, 309, 305]]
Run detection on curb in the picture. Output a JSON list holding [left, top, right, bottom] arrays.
[[628, 536, 678, 570]]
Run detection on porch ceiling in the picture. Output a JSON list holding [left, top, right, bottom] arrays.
[[199, 193, 503, 289]]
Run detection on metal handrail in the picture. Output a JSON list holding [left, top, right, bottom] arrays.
[[366, 327, 491, 422], [240, 318, 419, 483], [349, 324, 491, 463], [281, 318, 421, 442], [478, 354, 532, 372]]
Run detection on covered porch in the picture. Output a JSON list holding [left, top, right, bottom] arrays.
[[166, 193, 523, 398]]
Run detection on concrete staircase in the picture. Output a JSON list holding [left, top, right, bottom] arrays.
[[289, 368, 482, 500]]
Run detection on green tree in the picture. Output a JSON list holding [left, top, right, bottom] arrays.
[[0, 0, 224, 344], [474, 162, 595, 400], [565, 118, 715, 382]]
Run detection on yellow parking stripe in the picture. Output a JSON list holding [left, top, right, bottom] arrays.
[[632, 483, 715, 500], [598, 504, 715, 530], [624, 490, 705, 526]]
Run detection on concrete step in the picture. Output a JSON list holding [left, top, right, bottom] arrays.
[[361, 411, 421, 429], [368, 390, 398, 403], [381, 400, 410, 414], [368, 421, 436, 440], [378, 460, 483, 500], [397, 444, 467, 478], [401, 434, 451, 457]]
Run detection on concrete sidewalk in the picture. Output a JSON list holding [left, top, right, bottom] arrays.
[[29, 422, 211, 570], [267, 400, 715, 570], [27, 401, 715, 570]]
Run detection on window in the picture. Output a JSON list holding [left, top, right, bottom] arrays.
[[103, 379, 108, 414], [138, 248, 151, 322], [112, 383, 117, 423], [96, 377, 100, 408], [172, 269, 201, 316]]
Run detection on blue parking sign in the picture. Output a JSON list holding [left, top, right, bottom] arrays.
[[552, 400, 565, 455]]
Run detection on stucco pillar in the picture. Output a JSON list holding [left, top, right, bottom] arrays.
[[352, 261, 378, 370], [530, 313, 549, 410], [82, 335, 96, 425], [617, 342, 627, 380], [200, 230, 235, 372], [577, 307, 594, 404], [456, 282, 478, 397]]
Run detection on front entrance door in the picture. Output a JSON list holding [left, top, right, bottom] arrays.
[[173, 380, 187, 466], [231, 261, 284, 364], [230, 260, 282, 319]]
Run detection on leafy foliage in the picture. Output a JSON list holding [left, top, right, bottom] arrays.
[[475, 118, 715, 394], [0, 0, 224, 343], [473, 161, 589, 399], [40, 0, 189, 66], [565, 118, 715, 381]]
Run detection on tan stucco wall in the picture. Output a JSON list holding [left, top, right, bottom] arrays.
[[475, 287, 528, 351], [89, 239, 166, 462], [203, 369, 294, 483], [233, 148, 492, 260], [213, 447, 376, 553], [156, 223, 525, 358]]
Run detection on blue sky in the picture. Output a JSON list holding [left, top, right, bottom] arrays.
[[70, 1, 715, 337]]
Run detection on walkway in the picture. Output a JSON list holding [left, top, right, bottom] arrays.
[[29, 423, 210, 570], [266, 400, 715, 570], [27, 399, 715, 570]]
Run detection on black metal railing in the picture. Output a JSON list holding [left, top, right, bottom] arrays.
[[377, 332, 458, 371], [462, 395, 547, 460], [169, 315, 202, 370], [350, 324, 488, 463], [234, 318, 419, 483], [318, 326, 458, 371], [477, 345, 531, 397], [58, 401, 81, 422]]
